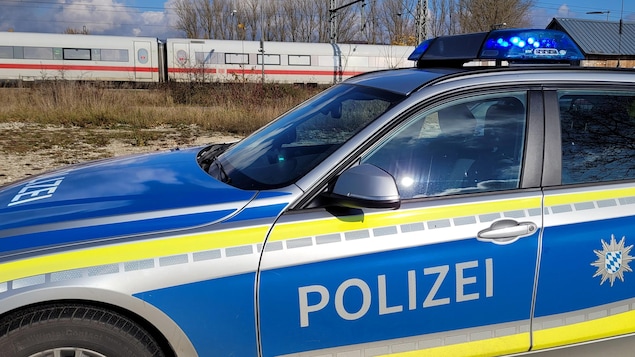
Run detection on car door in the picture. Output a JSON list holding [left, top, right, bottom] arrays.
[[533, 88, 635, 350], [258, 90, 543, 356]]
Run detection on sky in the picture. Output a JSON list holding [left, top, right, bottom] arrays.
[[1, 0, 634, 39]]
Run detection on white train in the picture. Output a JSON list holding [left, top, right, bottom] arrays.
[[0, 32, 415, 84]]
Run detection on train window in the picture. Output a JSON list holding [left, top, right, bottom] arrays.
[[195, 51, 216, 65], [23, 47, 53, 60], [258, 54, 281, 65], [225, 53, 248, 65], [289, 55, 311, 66], [92, 49, 101, 61], [13, 47, 23, 59], [63, 48, 91, 60], [138, 49, 149, 64], [100, 49, 129, 62], [0, 46, 12, 59]]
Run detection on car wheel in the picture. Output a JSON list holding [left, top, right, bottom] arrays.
[[0, 303, 166, 357]]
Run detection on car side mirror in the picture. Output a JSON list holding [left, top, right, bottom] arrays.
[[325, 164, 400, 210]]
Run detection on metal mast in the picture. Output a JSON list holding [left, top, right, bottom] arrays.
[[415, 0, 428, 43], [330, 0, 338, 44]]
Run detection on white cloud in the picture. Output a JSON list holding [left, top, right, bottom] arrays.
[[53, 0, 135, 34], [557, 4, 573, 17], [141, 11, 166, 25], [0, 0, 180, 37], [529, 7, 551, 27], [161, 0, 182, 35], [132, 0, 181, 38]]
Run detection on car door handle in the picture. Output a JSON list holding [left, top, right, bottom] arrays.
[[477, 219, 537, 243]]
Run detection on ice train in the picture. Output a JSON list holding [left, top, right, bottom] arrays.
[[0, 31, 415, 84]]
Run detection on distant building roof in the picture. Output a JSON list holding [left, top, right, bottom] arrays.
[[546, 17, 635, 59]]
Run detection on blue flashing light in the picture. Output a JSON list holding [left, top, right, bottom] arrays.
[[407, 38, 433, 61], [497, 38, 509, 47], [409, 28, 585, 66], [480, 29, 584, 61]]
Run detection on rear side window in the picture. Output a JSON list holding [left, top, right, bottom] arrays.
[[559, 91, 635, 184]]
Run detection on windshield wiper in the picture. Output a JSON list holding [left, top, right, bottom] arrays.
[[197, 143, 232, 183], [211, 156, 231, 183]]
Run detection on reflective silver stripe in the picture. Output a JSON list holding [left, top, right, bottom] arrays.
[[277, 320, 529, 357], [532, 298, 635, 332]]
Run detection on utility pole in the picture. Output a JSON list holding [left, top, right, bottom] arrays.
[[415, 0, 428, 43], [330, 0, 338, 44]]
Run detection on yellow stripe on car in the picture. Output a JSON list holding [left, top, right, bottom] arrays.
[[532, 308, 635, 350], [380, 333, 530, 357], [376, 308, 635, 356], [0, 225, 269, 283], [544, 187, 635, 206], [269, 197, 542, 242]]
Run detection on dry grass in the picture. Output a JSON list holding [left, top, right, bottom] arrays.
[[0, 81, 324, 137], [0, 81, 326, 185]]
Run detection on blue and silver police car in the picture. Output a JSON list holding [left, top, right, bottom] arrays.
[[2, 28, 635, 356]]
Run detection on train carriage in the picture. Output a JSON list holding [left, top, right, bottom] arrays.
[[0, 32, 161, 83], [166, 38, 414, 84], [0, 31, 414, 85]]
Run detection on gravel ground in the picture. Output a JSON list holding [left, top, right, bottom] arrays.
[[0, 123, 242, 187]]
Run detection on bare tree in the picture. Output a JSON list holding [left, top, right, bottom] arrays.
[[335, 2, 364, 43], [426, 0, 459, 36], [242, 0, 261, 40], [171, 0, 536, 42], [457, 0, 534, 33], [281, 0, 300, 41], [294, 0, 319, 42], [377, 0, 417, 45], [358, 0, 381, 43], [315, 2, 332, 42], [196, 0, 214, 39], [260, 0, 276, 41], [174, 0, 199, 38]]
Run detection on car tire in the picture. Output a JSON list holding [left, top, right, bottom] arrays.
[[0, 303, 166, 357]]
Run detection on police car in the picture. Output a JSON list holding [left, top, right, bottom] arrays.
[[1, 28, 635, 357]]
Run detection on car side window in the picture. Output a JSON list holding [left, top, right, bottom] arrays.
[[559, 91, 635, 185], [362, 92, 527, 199]]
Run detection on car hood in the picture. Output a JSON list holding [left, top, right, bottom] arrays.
[[0, 147, 257, 256]]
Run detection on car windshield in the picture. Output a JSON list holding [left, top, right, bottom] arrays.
[[207, 84, 405, 190]]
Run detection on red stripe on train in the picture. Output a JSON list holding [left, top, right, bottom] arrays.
[[0, 63, 364, 77], [0, 63, 157, 73], [167, 67, 363, 77]]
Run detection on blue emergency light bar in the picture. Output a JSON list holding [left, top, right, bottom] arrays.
[[409, 28, 585, 67]]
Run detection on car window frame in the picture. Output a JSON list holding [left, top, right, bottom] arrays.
[[294, 85, 546, 211]]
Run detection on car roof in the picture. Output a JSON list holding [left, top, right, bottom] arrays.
[[344, 67, 466, 96], [346, 65, 635, 98], [343, 28, 635, 96]]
